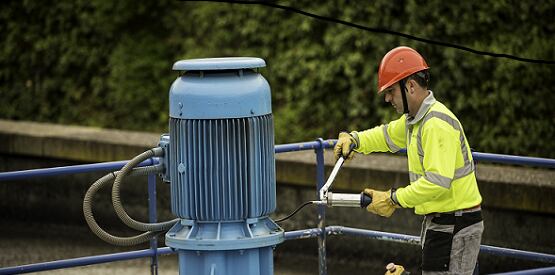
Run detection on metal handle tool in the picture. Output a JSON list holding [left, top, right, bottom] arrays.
[[313, 149, 372, 208], [318, 156, 345, 202]]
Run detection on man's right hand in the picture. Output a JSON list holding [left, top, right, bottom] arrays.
[[334, 132, 358, 161], [364, 188, 399, 217]]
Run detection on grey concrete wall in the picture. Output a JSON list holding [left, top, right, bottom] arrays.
[[1, 119, 554, 274]]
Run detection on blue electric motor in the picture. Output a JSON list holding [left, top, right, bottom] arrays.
[[162, 57, 284, 275]]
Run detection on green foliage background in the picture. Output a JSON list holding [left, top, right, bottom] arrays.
[[1, 0, 554, 157]]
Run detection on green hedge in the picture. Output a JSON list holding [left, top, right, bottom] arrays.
[[1, 1, 554, 157]]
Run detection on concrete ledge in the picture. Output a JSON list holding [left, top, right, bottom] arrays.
[[0, 119, 160, 162], [1, 119, 554, 214]]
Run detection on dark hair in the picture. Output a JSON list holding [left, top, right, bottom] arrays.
[[407, 69, 430, 88]]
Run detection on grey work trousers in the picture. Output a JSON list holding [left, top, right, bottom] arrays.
[[421, 212, 484, 275]]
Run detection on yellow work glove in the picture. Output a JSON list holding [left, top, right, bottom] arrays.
[[333, 132, 359, 161], [363, 189, 400, 217], [385, 263, 405, 275]]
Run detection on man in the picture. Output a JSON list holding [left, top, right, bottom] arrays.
[[334, 46, 483, 275]]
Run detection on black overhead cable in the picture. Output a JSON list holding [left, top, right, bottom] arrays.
[[182, 0, 555, 65]]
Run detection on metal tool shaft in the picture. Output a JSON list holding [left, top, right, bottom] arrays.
[[326, 192, 362, 207], [319, 157, 345, 200]]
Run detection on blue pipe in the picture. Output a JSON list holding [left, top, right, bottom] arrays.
[[284, 228, 323, 240], [471, 152, 555, 168], [275, 140, 335, 153], [489, 266, 555, 275], [0, 247, 176, 275], [327, 226, 420, 245], [0, 158, 159, 181], [397, 148, 555, 168], [480, 245, 555, 264], [275, 141, 321, 153], [285, 226, 555, 264], [326, 226, 555, 263], [315, 138, 327, 275], [276, 140, 555, 168], [147, 173, 159, 275]]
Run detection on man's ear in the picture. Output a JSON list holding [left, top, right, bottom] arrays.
[[408, 79, 415, 94]]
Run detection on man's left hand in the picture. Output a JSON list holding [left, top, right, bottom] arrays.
[[363, 189, 400, 217], [385, 263, 405, 275]]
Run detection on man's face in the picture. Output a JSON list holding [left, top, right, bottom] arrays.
[[382, 83, 404, 114]]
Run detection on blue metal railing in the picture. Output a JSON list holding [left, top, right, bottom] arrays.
[[0, 159, 159, 181], [147, 174, 159, 275], [314, 138, 328, 275], [284, 226, 555, 263], [1, 139, 554, 275], [0, 248, 175, 274], [491, 266, 555, 275]]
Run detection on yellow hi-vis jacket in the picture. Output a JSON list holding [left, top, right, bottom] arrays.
[[355, 92, 482, 215]]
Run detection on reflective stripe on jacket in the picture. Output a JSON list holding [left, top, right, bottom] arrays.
[[355, 92, 482, 215]]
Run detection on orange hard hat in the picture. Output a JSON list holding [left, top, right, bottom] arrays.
[[377, 46, 429, 94]]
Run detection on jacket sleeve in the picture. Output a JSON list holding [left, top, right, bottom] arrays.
[[396, 119, 460, 208], [355, 115, 406, 154]]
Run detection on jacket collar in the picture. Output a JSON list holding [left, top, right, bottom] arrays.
[[407, 91, 436, 125]]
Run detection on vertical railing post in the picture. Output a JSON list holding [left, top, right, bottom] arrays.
[[315, 138, 327, 275], [147, 172, 159, 275]]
